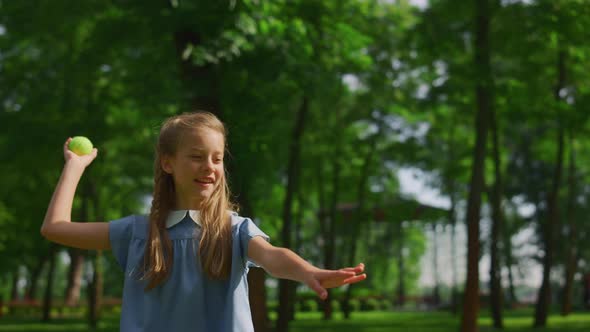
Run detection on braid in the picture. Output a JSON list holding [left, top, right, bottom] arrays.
[[142, 155, 174, 290]]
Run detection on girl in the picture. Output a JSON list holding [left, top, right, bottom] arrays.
[[41, 112, 366, 332]]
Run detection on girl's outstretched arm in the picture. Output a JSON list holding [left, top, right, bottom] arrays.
[[40, 138, 110, 250], [248, 236, 366, 300]]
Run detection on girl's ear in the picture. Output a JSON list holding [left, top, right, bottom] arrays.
[[161, 155, 174, 174]]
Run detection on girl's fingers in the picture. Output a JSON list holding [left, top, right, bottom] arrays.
[[332, 271, 356, 278], [308, 278, 328, 300], [343, 273, 367, 285], [339, 263, 364, 270], [320, 271, 356, 288], [340, 264, 365, 273], [311, 263, 367, 295]]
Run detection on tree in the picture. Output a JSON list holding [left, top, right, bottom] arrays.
[[460, 0, 492, 331]]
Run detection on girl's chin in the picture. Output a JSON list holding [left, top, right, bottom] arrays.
[[192, 191, 213, 200]]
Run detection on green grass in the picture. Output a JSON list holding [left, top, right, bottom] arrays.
[[287, 310, 590, 332], [288, 311, 457, 332], [0, 309, 588, 331]]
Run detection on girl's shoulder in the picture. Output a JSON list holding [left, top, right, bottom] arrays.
[[229, 212, 268, 237], [121, 214, 149, 239], [229, 211, 259, 230], [230, 211, 247, 229]]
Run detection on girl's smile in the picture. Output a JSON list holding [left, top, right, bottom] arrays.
[[195, 179, 214, 187]]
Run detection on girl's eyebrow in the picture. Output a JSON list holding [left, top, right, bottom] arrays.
[[189, 147, 224, 154]]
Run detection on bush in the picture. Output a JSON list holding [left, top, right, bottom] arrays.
[[299, 299, 318, 312], [331, 299, 340, 313], [348, 299, 361, 312], [381, 299, 394, 311], [360, 298, 381, 311]]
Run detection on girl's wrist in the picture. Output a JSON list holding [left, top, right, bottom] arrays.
[[63, 161, 86, 173], [300, 264, 319, 282]]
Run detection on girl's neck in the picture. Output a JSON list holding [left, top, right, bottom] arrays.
[[174, 205, 201, 211], [174, 197, 203, 211]]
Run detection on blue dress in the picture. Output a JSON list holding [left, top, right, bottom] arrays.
[[108, 210, 269, 332]]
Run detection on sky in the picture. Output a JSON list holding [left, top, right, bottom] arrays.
[[409, 0, 429, 9]]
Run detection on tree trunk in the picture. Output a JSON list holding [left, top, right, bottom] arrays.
[[488, 102, 504, 328], [42, 245, 57, 322], [64, 249, 84, 306], [322, 153, 341, 320], [444, 120, 459, 314], [460, 0, 492, 331], [277, 97, 308, 332], [288, 192, 305, 322], [449, 194, 459, 314], [8, 269, 19, 315], [10, 269, 19, 302], [25, 254, 47, 301], [432, 223, 441, 308], [248, 268, 268, 332], [396, 221, 406, 307], [342, 122, 381, 319], [503, 224, 519, 306], [315, 159, 331, 318], [88, 183, 103, 329], [173, 28, 220, 113], [87, 251, 104, 329], [318, 127, 345, 321], [561, 130, 577, 316], [533, 49, 566, 328]]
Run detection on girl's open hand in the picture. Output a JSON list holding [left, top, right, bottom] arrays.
[[63, 137, 98, 168], [304, 263, 366, 300]]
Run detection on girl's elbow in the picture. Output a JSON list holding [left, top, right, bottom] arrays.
[[40, 222, 61, 242], [40, 224, 54, 241]]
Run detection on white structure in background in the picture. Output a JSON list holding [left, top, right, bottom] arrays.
[[398, 167, 543, 296]]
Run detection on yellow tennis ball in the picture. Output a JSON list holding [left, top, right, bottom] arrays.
[[68, 136, 93, 156]]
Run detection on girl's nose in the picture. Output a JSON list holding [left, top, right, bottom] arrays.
[[204, 158, 215, 171]]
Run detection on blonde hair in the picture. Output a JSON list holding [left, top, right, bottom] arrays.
[[142, 111, 238, 290]]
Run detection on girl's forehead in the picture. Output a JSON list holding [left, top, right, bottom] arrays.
[[179, 129, 224, 152]]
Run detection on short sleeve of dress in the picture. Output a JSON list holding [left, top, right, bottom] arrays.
[[108, 215, 136, 270], [239, 218, 270, 268]]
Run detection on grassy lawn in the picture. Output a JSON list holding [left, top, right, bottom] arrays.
[[0, 309, 588, 331], [287, 310, 590, 332]]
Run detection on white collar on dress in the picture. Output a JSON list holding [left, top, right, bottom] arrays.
[[166, 210, 201, 228]]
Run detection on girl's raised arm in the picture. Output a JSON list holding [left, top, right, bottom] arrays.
[[40, 138, 110, 250]]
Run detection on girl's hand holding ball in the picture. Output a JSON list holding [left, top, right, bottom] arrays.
[[68, 136, 93, 156], [64, 136, 97, 168]]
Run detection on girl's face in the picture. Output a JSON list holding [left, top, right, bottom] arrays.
[[162, 128, 225, 210]]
